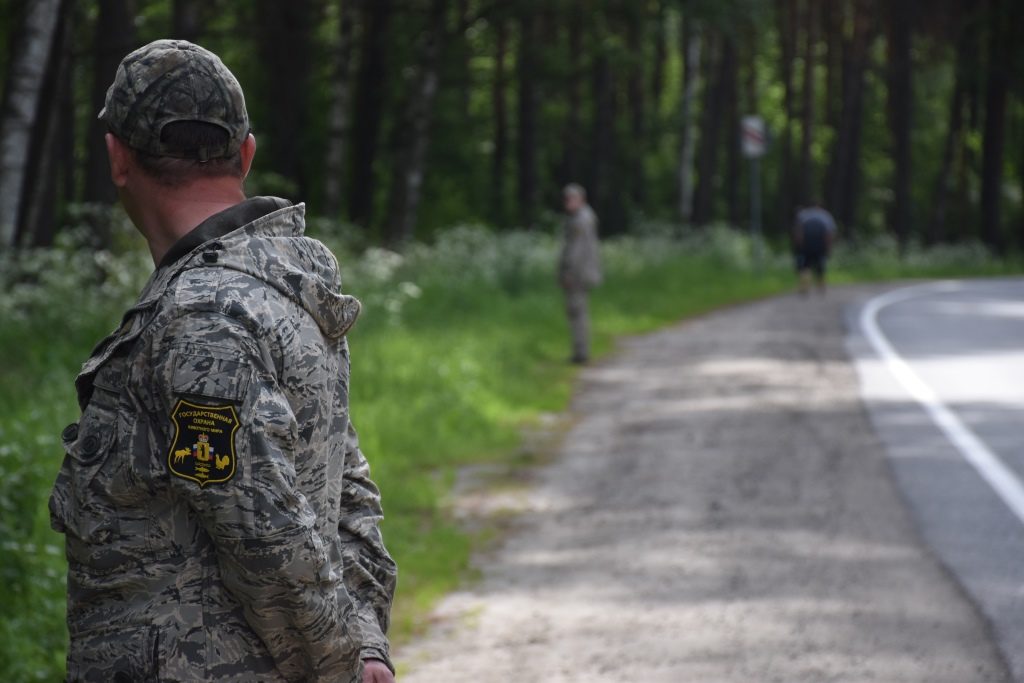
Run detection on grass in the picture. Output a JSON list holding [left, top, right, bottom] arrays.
[[351, 252, 794, 639], [0, 221, 1019, 680]]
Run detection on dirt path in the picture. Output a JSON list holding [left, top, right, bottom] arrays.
[[396, 286, 1010, 683]]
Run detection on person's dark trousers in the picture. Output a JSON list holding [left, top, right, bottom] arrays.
[[565, 285, 590, 363]]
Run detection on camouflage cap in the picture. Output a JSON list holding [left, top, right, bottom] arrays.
[[99, 39, 249, 160]]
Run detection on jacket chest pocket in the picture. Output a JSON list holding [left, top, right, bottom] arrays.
[[50, 360, 135, 569]]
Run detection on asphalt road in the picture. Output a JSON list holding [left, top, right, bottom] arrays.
[[398, 285, 1010, 682], [849, 279, 1024, 683]]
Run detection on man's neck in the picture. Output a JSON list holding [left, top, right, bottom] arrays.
[[126, 178, 247, 266]]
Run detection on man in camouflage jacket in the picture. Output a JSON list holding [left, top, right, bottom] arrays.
[[558, 184, 602, 364], [48, 40, 397, 682]]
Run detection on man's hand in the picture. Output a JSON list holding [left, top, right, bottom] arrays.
[[363, 658, 396, 683]]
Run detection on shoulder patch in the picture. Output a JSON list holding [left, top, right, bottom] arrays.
[[167, 399, 239, 487]]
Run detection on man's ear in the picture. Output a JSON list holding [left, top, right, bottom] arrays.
[[105, 133, 131, 188], [239, 134, 256, 180]]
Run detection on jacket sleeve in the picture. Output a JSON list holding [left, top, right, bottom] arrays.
[[561, 210, 602, 288], [557, 224, 571, 282], [581, 217, 602, 287], [337, 420, 398, 669], [153, 310, 362, 683]]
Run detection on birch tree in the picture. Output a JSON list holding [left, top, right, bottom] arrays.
[[17, 0, 72, 248], [0, 0, 64, 248], [677, 17, 701, 224]]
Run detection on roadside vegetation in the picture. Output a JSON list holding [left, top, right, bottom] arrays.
[[0, 215, 1019, 680]]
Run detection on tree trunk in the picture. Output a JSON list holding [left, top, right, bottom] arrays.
[[887, 0, 913, 250], [1019, 138, 1024, 250], [560, 6, 583, 186], [16, 0, 72, 248], [0, 0, 64, 247], [456, 0, 471, 118], [822, 0, 843, 215], [927, 17, 972, 245], [775, 0, 798, 234], [693, 33, 724, 227], [627, 8, 646, 208], [59, 35, 75, 213], [954, 11, 982, 242], [516, 11, 539, 227], [384, 0, 447, 246], [492, 17, 509, 225], [797, 0, 817, 205], [722, 36, 741, 227], [172, 0, 202, 42], [926, 78, 963, 245], [741, 28, 760, 232], [821, 0, 842, 137], [349, 0, 392, 227], [83, 0, 136, 210], [677, 17, 701, 223], [742, 26, 759, 116], [590, 50, 617, 231], [255, 0, 315, 200], [829, 0, 871, 235], [979, 0, 1008, 251], [650, 0, 667, 108], [323, 0, 355, 219]]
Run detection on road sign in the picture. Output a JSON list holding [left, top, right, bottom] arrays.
[[741, 115, 766, 158]]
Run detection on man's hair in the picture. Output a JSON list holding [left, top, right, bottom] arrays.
[[130, 121, 243, 187], [563, 183, 586, 200]]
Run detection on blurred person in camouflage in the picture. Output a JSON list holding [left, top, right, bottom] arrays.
[[792, 201, 838, 295], [558, 183, 602, 364], [48, 40, 397, 683]]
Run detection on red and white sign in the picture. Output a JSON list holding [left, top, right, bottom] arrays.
[[741, 115, 766, 158]]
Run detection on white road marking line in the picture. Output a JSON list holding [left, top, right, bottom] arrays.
[[861, 281, 1024, 527]]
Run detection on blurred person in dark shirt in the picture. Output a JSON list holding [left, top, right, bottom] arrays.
[[793, 202, 837, 296]]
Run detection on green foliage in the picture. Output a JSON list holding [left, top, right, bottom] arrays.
[[0, 225, 146, 681], [9, 0, 1024, 248], [0, 220, 1019, 679], [831, 234, 1020, 281]]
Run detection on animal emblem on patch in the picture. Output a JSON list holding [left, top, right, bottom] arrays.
[[167, 399, 239, 486]]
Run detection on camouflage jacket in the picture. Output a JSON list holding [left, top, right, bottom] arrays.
[[557, 204, 602, 289], [49, 198, 397, 682]]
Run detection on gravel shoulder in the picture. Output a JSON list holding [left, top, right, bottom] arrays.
[[396, 285, 1010, 683]]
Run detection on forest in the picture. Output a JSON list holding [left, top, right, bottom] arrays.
[[1, 0, 1024, 679], [0, 0, 1022, 252]]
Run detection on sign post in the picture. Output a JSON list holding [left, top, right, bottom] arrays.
[[741, 115, 766, 269]]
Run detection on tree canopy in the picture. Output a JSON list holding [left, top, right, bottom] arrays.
[[0, 0, 1022, 251]]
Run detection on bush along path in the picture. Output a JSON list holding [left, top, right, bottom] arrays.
[[396, 285, 1010, 683]]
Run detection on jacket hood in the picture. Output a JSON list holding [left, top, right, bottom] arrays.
[[208, 203, 360, 339]]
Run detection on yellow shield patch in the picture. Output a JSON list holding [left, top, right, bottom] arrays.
[[167, 399, 239, 487]]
